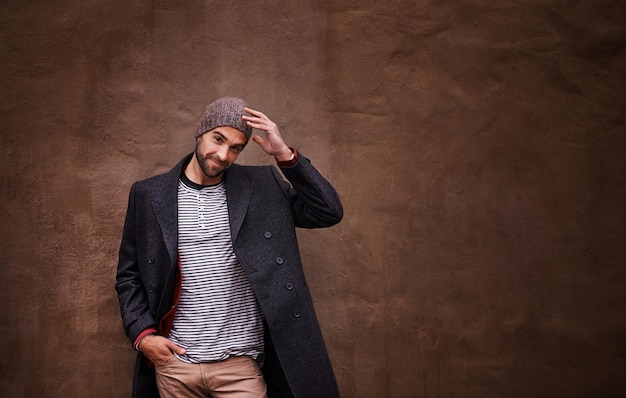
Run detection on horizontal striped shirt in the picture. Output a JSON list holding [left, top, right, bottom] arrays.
[[168, 174, 263, 363]]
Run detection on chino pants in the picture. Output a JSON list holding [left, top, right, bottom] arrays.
[[155, 355, 267, 398]]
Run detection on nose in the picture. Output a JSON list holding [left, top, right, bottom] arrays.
[[216, 146, 229, 162]]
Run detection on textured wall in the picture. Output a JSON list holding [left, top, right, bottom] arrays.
[[1, 1, 625, 397]]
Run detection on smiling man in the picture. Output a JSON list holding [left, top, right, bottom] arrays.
[[115, 97, 343, 398]]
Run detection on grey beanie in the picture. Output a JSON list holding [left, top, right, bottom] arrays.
[[194, 97, 252, 141]]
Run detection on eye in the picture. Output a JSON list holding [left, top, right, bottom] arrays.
[[231, 146, 243, 153], [213, 136, 223, 143]]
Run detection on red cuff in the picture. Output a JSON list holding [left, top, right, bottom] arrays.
[[133, 327, 157, 350], [276, 148, 299, 167]]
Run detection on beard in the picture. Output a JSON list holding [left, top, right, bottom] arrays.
[[195, 146, 228, 180]]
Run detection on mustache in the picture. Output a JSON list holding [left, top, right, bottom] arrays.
[[202, 153, 227, 167]]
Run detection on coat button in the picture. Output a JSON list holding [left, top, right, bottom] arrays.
[[148, 257, 155, 264], [276, 257, 284, 265], [264, 232, 272, 239], [149, 284, 156, 293], [285, 283, 294, 290], [293, 311, 301, 318]]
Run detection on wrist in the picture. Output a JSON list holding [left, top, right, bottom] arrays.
[[276, 148, 299, 167], [136, 334, 155, 352], [134, 328, 157, 351], [275, 146, 294, 162]]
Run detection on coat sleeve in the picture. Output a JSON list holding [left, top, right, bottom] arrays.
[[115, 182, 157, 345], [276, 153, 343, 229]]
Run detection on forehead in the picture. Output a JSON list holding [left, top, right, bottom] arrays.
[[205, 126, 247, 145]]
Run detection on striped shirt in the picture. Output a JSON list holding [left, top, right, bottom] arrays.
[[168, 174, 264, 363]]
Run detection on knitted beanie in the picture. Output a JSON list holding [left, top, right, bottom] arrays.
[[194, 97, 252, 141]]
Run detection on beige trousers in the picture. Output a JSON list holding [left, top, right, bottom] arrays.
[[155, 355, 267, 398]]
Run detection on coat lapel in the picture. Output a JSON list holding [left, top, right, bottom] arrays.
[[150, 154, 192, 266], [224, 164, 253, 243]]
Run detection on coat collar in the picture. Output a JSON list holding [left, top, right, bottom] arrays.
[[150, 154, 191, 266], [150, 153, 252, 264], [224, 163, 253, 243]]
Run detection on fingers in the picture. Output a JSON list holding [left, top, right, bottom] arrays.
[[252, 135, 265, 146], [244, 107, 266, 119], [152, 340, 184, 366], [243, 107, 276, 131], [242, 108, 265, 125], [166, 339, 186, 355], [243, 117, 275, 132], [140, 335, 186, 366], [243, 107, 290, 156]]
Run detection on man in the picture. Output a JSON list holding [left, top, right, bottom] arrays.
[[115, 97, 343, 398]]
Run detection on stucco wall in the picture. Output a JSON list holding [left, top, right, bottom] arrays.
[[1, 1, 624, 397]]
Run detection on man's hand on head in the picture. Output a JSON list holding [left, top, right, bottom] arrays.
[[243, 107, 293, 161]]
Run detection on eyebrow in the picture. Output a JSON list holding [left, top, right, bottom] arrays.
[[212, 130, 246, 147]]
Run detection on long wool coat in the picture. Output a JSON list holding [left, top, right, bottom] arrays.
[[115, 152, 343, 398]]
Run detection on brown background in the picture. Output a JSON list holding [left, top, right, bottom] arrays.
[[1, 1, 625, 397]]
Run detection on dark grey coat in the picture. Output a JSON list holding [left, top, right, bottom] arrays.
[[115, 153, 343, 398]]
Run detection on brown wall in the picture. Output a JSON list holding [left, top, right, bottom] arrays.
[[1, 1, 625, 397]]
